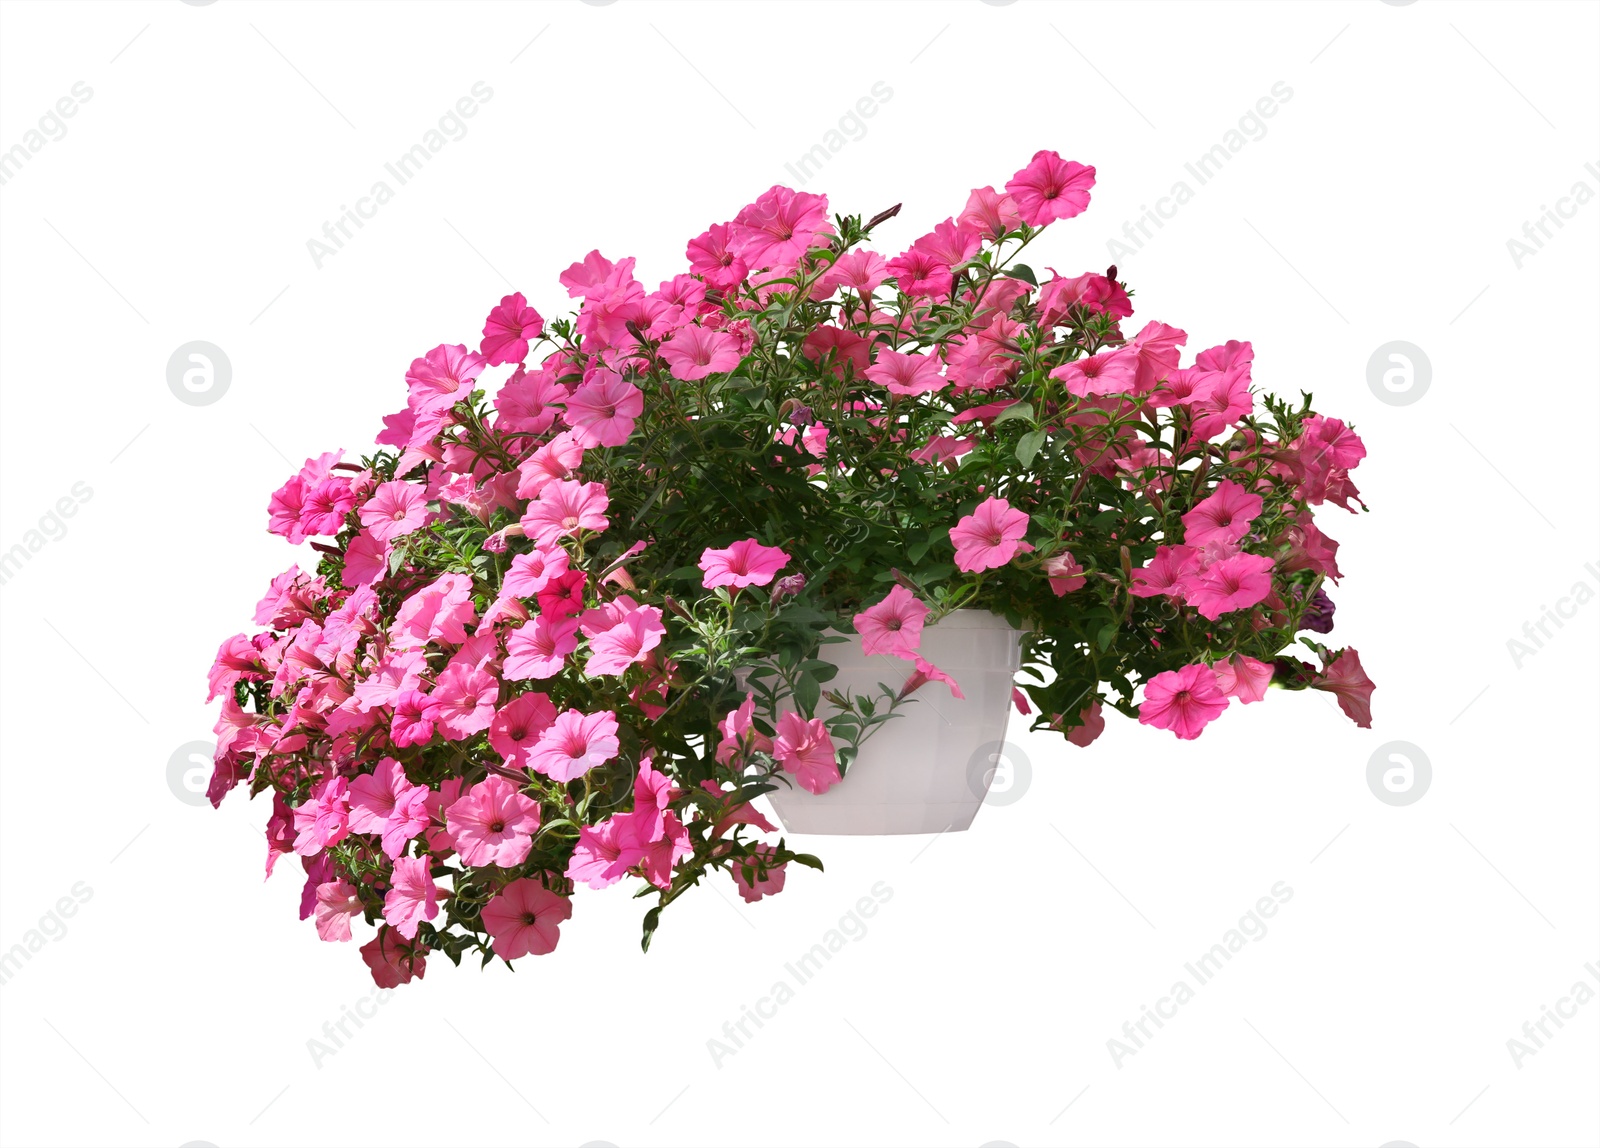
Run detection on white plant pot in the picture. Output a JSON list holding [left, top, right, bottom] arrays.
[[765, 610, 1024, 836]]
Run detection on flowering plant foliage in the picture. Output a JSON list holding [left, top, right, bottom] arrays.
[[208, 150, 1373, 984]]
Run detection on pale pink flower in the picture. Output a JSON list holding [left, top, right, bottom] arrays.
[[586, 607, 667, 676], [1139, 663, 1228, 740], [900, 656, 965, 701], [529, 709, 620, 782], [1129, 545, 1201, 599], [382, 787, 430, 860], [488, 691, 558, 771], [817, 248, 890, 295], [406, 343, 486, 413], [566, 818, 630, 889], [715, 693, 774, 765], [521, 479, 610, 544], [515, 432, 585, 499], [383, 856, 439, 940], [1050, 348, 1139, 397], [698, 539, 791, 589], [503, 614, 581, 680], [503, 545, 571, 598], [1213, 655, 1273, 704], [353, 650, 425, 712], [349, 757, 409, 834], [360, 481, 429, 542], [447, 776, 541, 867], [480, 292, 544, 365], [495, 367, 566, 435], [292, 776, 350, 856], [361, 927, 426, 987], [392, 573, 477, 649], [958, 185, 1023, 241], [1182, 480, 1262, 547], [482, 879, 571, 959], [854, 585, 929, 658], [1044, 552, 1087, 596], [864, 349, 947, 396], [773, 711, 840, 795], [314, 880, 361, 942], [660, 325, 741, 381], [1066, 700, 1105, 748], [564, 371, 643, 448], [631, 756, 680, 843], [950, 497, 1032, 573], [1005, 150, 1096, 226], [343, 530, 390, 586], [421, 663, 499, 739], [732, 844, 788, 904]]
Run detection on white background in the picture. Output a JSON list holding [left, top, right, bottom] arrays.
[[2, 1, 1597, 1146]]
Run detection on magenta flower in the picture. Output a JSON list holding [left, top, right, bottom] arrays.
[[949, 497, 1032, 573], [488, 691, 558, 771], [698, 538, 791, 589], [503, 614, 581, 680], [1183, 552, 1275, 621], [660, 324, 741, 381], [1182, 480, 1263, 548], [728, 184, 830, 270], [1049, 348, 1139, 397], [900, 655, 965, 701], [864, 349, 947, 396], [446, 776, 541, 867], [421, 664, 499, 740], [383, 856, 439, 940], [405, 343, 486, 413], [564, 370, 643, 448], [1139, 663, 1229, 740], [480, 291, 544, 366], [1005, 150, 1096, 226], [298, 477, 357, 537], [521, 479, 610, 545], [854, 585, 929, 659], [1312, 648, 1375, 729], [381, 788, 430, 860], [482, 879, 572, 960], [360, 481, 429, 542], [773, 711, 840, 795], [529, 709, 620, 782], [586, 607, 667, 677], [515, 431, 585, 499]]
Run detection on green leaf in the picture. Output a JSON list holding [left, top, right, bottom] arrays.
[[795, 671, 821, 715], [1006, 264, 1038, 286], [1015, 428, 1047, 467], [993, 401, 1034, 425]]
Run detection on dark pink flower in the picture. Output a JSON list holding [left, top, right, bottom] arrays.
[[480, 292, 544, 365], [1139, 663, 1228, 740], [1005, 150, 1096, 226]]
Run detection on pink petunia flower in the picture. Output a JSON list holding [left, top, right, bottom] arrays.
[[343, 530, 391, 586], [480, 292, 544, 365], [481, 879, 572, 960], [381, 787, 430, 860], [864, 349, 947, 396], [421, 663, 499, 739], [298, 477, 357, 537], [447, 776, 541, 867], [406, 343, 487, 413], [383, 856, 439, 940], [1005, 150, 1096, 226], [686, 222, 748, 290], [817, 248, 889, 295], [361, 927, 426, 988], [515, 431, 585, 499], [292, 776, 350, 856], [854, 585, 929, 658], [773, 711, 840, 795], [1066, 700, 1106, 748], [488, 691, 558, 771], [1312, 647, 1375, 728], [715, 693, 774, 765], [360, 481, 430, 542], [313, 880, 361, 942], [732, 844, 788, 904], [959, 185, 1024, 241], [1044, 551, 1087, 596], [389, 689, 436, 748], [586, 607, 668, 677], [1214, 654, 1274, 704], [698, 539, 791, 589], [503, 614, 581, 680], [1139, 663, 1229, 740], [1050, 348, 1139, 397], [660, 324, 741, 381], [502, 545, 571, 599], [529, 709, 620, 782], [1129, 545, 1201, 599], [1183, 552, 1275, 621], [563, 370, 643, 448], [566, 818, 628, 889], [1182, 480, 1263, 548], [349, 757, 410, 834], [521, 479, 610, 544], [950, 496, 1032, 573], [392, 572, 478, 649], [728, 185, 831, 270]]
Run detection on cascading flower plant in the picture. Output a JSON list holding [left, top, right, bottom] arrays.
[[207, 149, 1374, 985]]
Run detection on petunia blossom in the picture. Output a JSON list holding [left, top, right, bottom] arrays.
[[728, 185, 830, 270], [586, 606, 668, 676], [1214, 654, 1274, 704], [950, 497, 1032, 573], [481, 879, 572, 959], [420, 663, 499, 739], [864, 349, 947, 396], [406, 343, 486, 413], [1182, 480, 1263, 548], [698, 539, 791, 589], [1184, 552, 1275, 621], [502, 544, 571, 598], [313, 880, 361, 942], [660, 325, 741, 381], [1139, 663, 1229, 740], [1312, 648, 1375, 728], [772, 711, 840, 795], [503, 614, 581, 680], [480, 292, 544, 365], [447, 776, 541, 867], [521, 479, 610, 544], [529, 709, 620, 782], [563, 371, 643, 448], [854, 585, 929, 659], [487, 691, 558, 771], [359, 481, 429, 542], [383, 856, 439, 940], [732, 844, 788, 904], [1004, 150, 1096, 226]]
